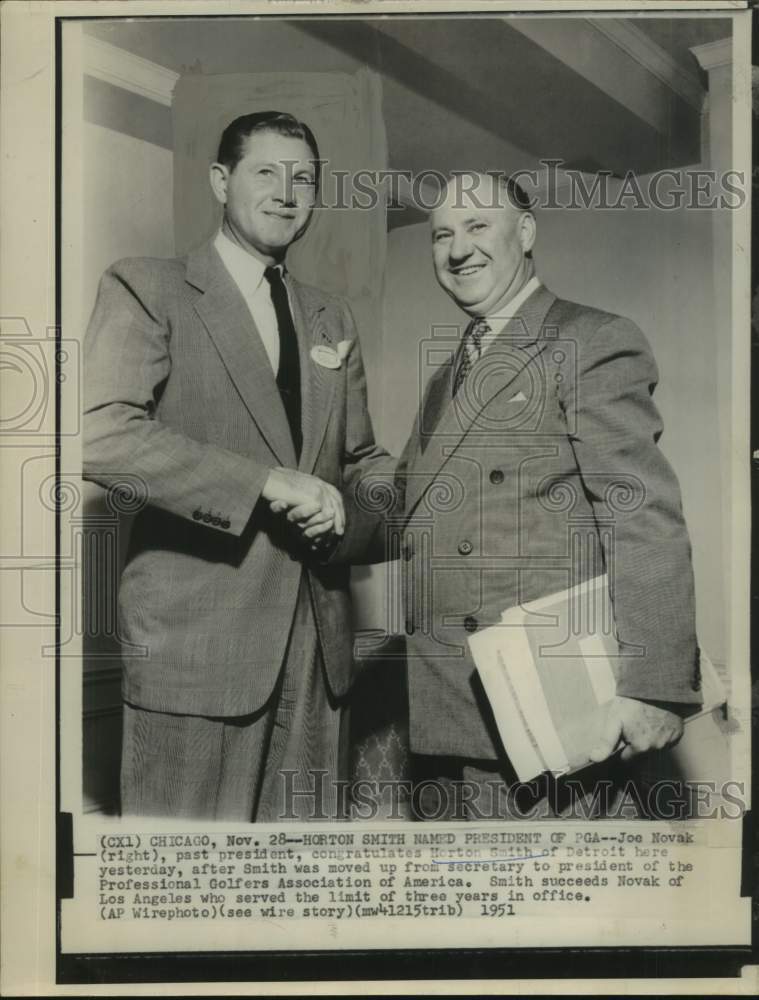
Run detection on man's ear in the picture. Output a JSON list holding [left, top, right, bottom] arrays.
[[209, 162, 229, 206], [518, 212, 537, 255]]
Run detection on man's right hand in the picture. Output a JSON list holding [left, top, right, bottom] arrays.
[[262, 468, 345, 536]]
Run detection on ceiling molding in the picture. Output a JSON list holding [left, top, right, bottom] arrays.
[[507, 18, 700, 137], [690, 38, 733, 73], [587, 18, 704, 110], [82, 35, 178, 107]]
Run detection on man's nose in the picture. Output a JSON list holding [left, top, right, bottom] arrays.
[[273, 170, 296, 206], [449, 231, 473, 262]]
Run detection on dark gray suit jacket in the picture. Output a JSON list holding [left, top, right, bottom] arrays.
[[336, 285, 702, 759]]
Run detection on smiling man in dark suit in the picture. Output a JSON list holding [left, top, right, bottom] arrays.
[[333, 171, 703, 817], [84, 111, 388, 821]]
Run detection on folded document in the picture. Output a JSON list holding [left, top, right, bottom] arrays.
[[468, 575, 726, 782]]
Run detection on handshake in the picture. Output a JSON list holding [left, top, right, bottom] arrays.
[[262, 467, 345, 553]]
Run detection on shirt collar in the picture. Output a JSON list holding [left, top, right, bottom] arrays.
[[214, 229, 274, 291], [485, 275, 541, 327]]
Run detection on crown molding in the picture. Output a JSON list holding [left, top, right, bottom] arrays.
[[588, 18, 705, 110], [690, 38, 733, 73], [82, 35, 178, 107]]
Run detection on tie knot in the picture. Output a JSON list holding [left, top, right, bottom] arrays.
[[264, 265, 285, 287], [466, 317, 489, 352]]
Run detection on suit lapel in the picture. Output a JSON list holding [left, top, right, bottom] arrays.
[[187, 241, 297, 468], [405, 284, 557, 516], [419, 354, 455, 454], [288, 277, 338, 474]]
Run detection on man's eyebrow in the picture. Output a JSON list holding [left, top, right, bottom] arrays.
[[432, 213, 485, 233]]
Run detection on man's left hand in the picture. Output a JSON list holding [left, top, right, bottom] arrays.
[[269, 498, 341, 556], [589, 696, 684, 763], [270, 498, 338, 537]]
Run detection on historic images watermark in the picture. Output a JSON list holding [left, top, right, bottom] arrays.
[[287, 159, 747, 213], [276, 770, 748, 822]]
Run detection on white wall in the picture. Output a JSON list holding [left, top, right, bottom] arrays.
[[378, 205, 726, 667], [82, 122, 174, 321]]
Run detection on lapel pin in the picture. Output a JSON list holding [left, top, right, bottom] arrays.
[[311, 344, 342, 370]]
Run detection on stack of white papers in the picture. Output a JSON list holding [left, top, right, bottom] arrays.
[[469, 575, 726, 782]]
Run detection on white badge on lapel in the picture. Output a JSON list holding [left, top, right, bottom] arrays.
[[311, 339, 353, 370], [311, 344, 342, 370]]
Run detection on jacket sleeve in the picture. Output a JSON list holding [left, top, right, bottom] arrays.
[[560, 315, 701, 706], [83, 260, 271, 537]]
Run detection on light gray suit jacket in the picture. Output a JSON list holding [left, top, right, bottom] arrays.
[[83, 239, 387, 717], [336, 285, 702, 759]]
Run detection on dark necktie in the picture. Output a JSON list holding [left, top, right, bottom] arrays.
[[452, 317, 489, 396], [420, 316, 490, 455], [264, 265, 302, 458]]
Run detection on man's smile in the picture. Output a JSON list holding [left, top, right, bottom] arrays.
[[449, 262, 487, 278]]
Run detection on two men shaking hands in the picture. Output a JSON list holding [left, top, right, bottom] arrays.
[[84, 110, 701, 822]]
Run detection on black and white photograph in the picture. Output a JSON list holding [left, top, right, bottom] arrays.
[[0, 0, 754, 994], [73, 8, 745, 824]]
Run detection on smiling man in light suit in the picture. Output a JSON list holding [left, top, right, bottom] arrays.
[[84, 111, 388, 821], [334, 172, 704, 817]]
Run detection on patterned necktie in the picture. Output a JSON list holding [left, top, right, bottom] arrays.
[[452, 317, 489, 396], [264, 265, 302, 458]]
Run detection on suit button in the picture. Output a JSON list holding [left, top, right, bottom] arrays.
[[458, 539, 473, 556], [489, 469, 504, 485], [211, 516, 221, 526], [192, 509, 202, 521], [221, 519, 231, 530], [202, 513, 212, 523], [464, 615, 478, 634]]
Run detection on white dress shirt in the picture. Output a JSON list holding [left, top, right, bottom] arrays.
[[214, 229, 283, 375], [480, 275, 542, 355]]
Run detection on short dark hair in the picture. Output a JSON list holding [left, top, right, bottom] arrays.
[[216, 111, 321, 183]]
